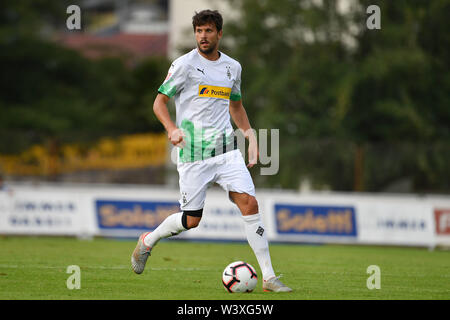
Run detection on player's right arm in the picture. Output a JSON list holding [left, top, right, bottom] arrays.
[[154, 59, 187, 147], [153, 93, 185, 147]]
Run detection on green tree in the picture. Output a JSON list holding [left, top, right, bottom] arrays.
[[225, 0, 355, 190], [225, 0, 450, 193], [343, 0, 450, 192], [0, 1, 169, 155]]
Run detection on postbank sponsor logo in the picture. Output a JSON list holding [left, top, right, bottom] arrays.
[[275, 203, 357, 236], [198, 85, 231, 100], [96, 199, 179, 230]]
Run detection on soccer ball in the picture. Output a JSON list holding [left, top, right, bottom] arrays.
[[222, 261, 258, 293]]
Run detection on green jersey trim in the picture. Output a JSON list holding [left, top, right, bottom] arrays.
[[158, 80, 177, 98], [230, 92, 241, 101]]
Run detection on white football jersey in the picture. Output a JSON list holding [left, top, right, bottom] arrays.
[[158, 49, 242, 163]]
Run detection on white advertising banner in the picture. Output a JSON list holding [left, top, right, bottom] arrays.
[[0, 186, 91, 236], [1, 183, 447, 248], [356, 198, 435, 247], [0, 191, 13, 231], [261, 192, 438, 247]]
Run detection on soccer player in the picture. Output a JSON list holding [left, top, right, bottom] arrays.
[[132, 9, 291, 292]]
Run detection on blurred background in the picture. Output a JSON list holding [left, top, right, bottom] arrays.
[[0, 0, 450, 247], [1, 2, 450, 302], [0, 0, 449, 247]]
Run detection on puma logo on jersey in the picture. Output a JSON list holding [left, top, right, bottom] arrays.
[[197, 68, 205, 75], [198, 85, 231, 100]]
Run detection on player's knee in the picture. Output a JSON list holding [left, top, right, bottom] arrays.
[[248, 197, 259, 214], [187, 217, 201, 229], [182, 209, 203, 229], [242, 196, 259, 215]]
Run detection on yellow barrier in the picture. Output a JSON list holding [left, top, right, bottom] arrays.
[[0, 133, 167, 176]]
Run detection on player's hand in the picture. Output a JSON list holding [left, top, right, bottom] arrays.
[[247, 140, 258, 168], [168, 128, 186, 148]]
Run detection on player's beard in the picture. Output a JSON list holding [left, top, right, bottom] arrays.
[[197, 40, 217, 55]]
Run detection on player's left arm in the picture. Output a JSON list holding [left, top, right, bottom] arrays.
[[229, 99, 258, 168]]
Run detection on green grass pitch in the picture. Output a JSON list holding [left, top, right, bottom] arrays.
[[0, 236, 448, 300]]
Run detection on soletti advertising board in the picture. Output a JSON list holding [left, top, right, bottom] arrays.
[[93, 190, 249, 240], [272, 203, 358, 243], [95, 199, 180, 237], [1, 184, 449, 247]]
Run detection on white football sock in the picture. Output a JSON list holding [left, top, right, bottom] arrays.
[[242, 213, 276, 281], [143, 212, 186, 248]]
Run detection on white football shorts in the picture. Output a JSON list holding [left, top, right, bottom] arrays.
[[177, 149, 256, 211]]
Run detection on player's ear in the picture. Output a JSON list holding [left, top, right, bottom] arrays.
[[218, 29, 223, 39]]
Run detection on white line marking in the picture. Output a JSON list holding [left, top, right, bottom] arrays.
[[0, 264, 215, 271]]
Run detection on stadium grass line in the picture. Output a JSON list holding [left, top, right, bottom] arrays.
[[0, 264, 215, 271], [0, 236, 449, 300], [3, 264, 445, 279]]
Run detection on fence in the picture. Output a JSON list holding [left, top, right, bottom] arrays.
[[1, 182, 449, 248]]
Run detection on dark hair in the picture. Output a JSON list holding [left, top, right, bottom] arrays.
[[192, 10, 223, 32]]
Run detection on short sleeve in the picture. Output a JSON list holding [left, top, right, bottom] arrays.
[[230, 63, 242, 101], [158, 61, 187, 98]]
